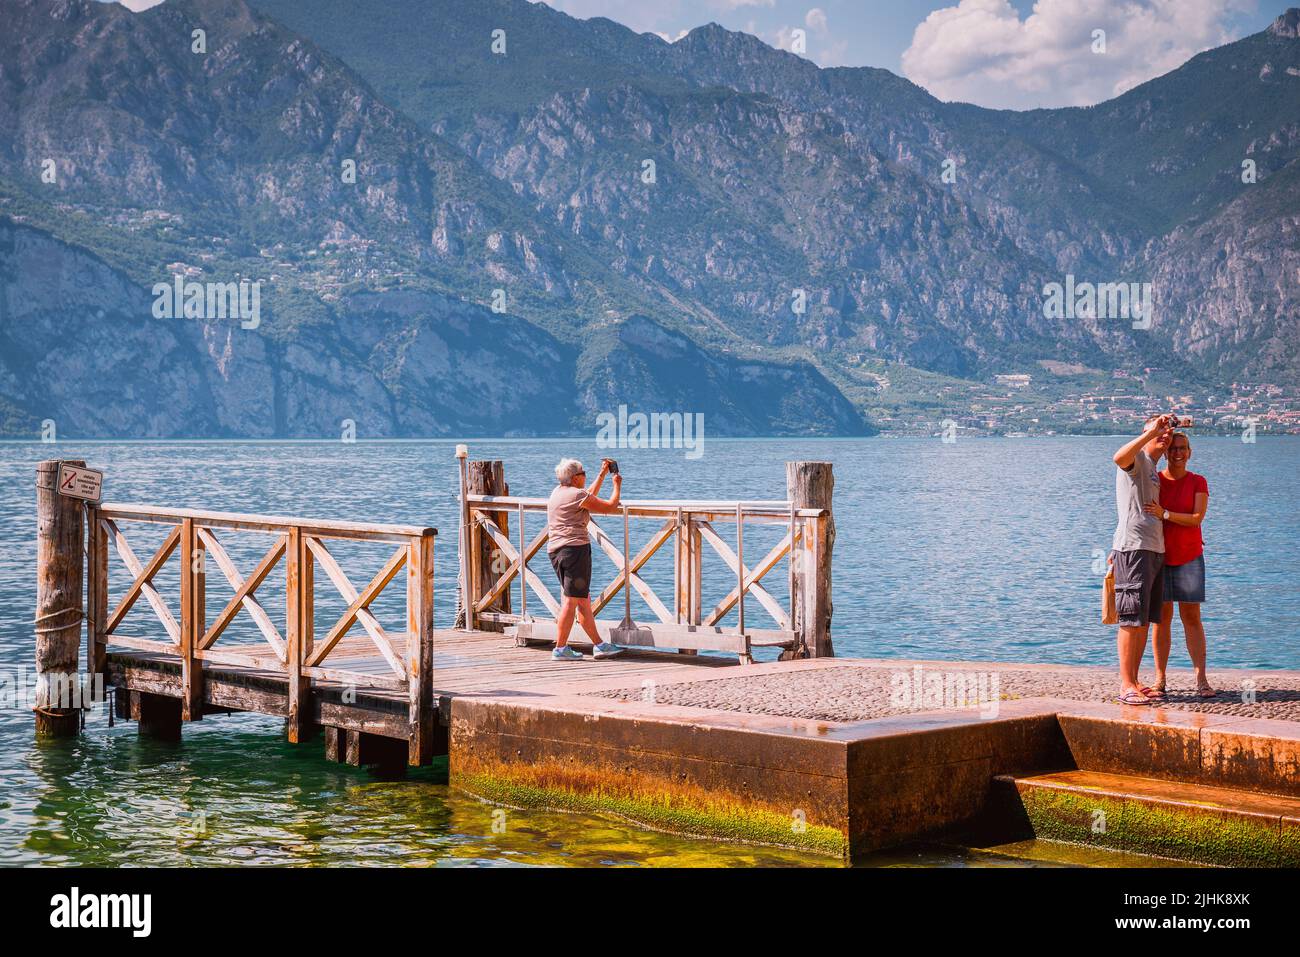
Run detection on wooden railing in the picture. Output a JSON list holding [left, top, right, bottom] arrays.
[[462, 495, 828, 663], [87, 504, 435, 753]]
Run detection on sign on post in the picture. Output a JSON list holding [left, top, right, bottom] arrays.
[[57, 464, 103, 503]]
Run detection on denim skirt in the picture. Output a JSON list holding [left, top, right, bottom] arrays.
[[1162, 553, 1205, 603]]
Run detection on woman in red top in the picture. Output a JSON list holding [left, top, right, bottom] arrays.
[[1143, 432, 1211, 696]]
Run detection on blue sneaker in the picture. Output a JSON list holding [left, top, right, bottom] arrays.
[[593, 641, 624, 659], [552, 646, 584, 661]]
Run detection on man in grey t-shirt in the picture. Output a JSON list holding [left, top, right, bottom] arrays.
[[1110, 414, 1175, 705]]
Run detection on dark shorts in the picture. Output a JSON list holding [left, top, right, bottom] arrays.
[[549, 544, 592, 599], [1163, 553, 1206, 604], [1112, 549, 1164, 628]]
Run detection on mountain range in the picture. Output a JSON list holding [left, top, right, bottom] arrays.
[[0, 0, 1296, 437]]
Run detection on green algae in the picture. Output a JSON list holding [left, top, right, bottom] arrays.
[[455, 771, 848, 858], [1018, 786, 1286, 867]]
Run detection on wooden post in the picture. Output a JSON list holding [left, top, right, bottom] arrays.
[[285, 526, 313, 743], [134, 690, 181, 741], [468, 460, 510, 632], [455, 449, 470, 630], [301, 533, 314, 734], [179, 518, 204, 721], [340, 729, 405, 771], [672, 510, 696, 656], [689, 519, 702, 625], [324, 726, 345, 762], [87, 504, 108, 688], [407, 530, 435, 765], [736, 503, 751, 665], [786, 461, 835, 658], [677, 515, 700, 656], [34, 459, 85, 737]]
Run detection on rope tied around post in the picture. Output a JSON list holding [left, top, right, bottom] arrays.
[[33, 606, 84, 634]]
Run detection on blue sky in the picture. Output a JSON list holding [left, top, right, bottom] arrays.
[[543, 0, 1280, 108]]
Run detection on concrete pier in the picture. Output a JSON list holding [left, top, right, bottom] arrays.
[[105, 636, 1300, 864]]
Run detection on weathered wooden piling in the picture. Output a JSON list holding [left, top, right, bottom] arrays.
[[34, 459, 85, 737], [132, 690, 182, 742], [786, 461, 834, 658], [325, 726, 408, 772]]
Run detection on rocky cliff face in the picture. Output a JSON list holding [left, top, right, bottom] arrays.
[[1, 0, 1296, 439], [449, 83, 1070, 378], [1143, 161, 1300, 382], [0, 219, 867, 437], [255, 0, 1299, 387], [0, 220, 576, 436]]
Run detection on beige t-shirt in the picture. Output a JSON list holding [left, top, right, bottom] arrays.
[[547, 485, 591, 551]]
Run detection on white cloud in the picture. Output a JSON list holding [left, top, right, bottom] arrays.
[[773, 24, 801, 52], [900, 0, 1246, 109], [805, 7, 828, 32], [119, 0, 166, 10]]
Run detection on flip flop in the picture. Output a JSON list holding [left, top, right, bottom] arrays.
[[1140, 685, 1167, 701], [1196, 685, 1217, 698], [1116, 690, 1151, 706]]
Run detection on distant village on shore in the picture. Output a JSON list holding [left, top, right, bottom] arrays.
[[868, 367, 1298, 438]]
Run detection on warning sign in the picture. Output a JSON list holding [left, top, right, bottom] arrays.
[[57, 464, 103, 503]]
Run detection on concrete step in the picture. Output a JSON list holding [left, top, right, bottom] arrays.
[[993, 769, 1300, 866], [1053, 705, 1300, 798]]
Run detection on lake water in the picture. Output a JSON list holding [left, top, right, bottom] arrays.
[[2, 436, 1296, 866]]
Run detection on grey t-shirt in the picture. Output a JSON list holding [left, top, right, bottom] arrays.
[[1112, 450, 1164, 553], [546, 484, 591, 552]]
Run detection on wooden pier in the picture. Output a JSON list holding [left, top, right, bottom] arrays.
[[35, 456, 1300, 864], [104, 627, 741, 767], [38, 456, 834, 771], [456, 457, 833, 660], [87, 502, 439, 764]]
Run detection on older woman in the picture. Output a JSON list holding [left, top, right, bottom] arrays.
[[1143, 431, 1212, 697], [546, 458, 625, 660]]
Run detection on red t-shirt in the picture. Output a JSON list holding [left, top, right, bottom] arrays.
[[1159, 471, 1208, 566]]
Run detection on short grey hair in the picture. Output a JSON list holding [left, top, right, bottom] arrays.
[[555, 458, 584, 483]]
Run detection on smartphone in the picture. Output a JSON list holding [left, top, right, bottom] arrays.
[[1169, 416, 1193, 428], [606, 459, 619, 475]]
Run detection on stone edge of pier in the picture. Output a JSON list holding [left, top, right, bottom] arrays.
[[448, 689, 1300, 863]]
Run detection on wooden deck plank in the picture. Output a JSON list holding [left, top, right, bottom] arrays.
[[104, 628, 736, 723]]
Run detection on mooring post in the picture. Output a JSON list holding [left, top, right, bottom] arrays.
[[467, 459, 510, 632], [34, 459, 85, 737], [786, 461, 834, 658]]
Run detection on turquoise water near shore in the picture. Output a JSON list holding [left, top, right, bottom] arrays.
[[2, 437, 1296, 866]]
